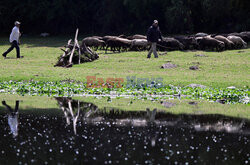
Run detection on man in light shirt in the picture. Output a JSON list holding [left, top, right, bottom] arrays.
[[2, 21, 23, 58]]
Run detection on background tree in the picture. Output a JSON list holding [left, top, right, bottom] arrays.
[[0, 0, 249, 35]]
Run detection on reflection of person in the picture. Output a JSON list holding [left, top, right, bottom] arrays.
[[146, 108, 157, 122], [2, 21, 23, 59], [146, 108, 158, 147], [2, 101, 19, 137], [146, 20, 163, 58]]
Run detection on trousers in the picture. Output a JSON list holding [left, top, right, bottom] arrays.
[[147, 42, 158, 58], [3, 40, 20, 58]]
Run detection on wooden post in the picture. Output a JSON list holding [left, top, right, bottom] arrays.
[[69, 28, 79, 65], [76, 40, 81, 64]]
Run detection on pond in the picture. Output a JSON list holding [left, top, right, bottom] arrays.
[[0, 95, 249, 164]]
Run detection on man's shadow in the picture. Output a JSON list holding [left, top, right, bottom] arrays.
[[2, 101, 20, 137], [3, 57, 17, 59]]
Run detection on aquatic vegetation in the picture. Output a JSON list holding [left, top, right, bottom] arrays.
[[0, 81, 249, 104]]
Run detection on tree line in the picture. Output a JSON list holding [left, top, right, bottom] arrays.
[[0, 0, 249, 35]]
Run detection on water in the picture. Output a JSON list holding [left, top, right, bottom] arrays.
[[0, 97, 249, 164]]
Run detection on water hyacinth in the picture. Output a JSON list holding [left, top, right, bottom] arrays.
[[0, 81, 249, 104]]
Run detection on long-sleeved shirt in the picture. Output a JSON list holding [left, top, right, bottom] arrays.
[[9, 26, 20, 43], [147, 25, 162, 43]]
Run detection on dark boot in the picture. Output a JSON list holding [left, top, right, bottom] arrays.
[[2, 53, 6, 58]]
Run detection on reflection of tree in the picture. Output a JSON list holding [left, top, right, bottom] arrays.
[[55, 97, 248, 135], [55, 97, 98, 134], [2, 101, 19, 137], [54, 97, 250, 163]]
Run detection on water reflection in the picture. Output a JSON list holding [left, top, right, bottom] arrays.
[[2, 100, 20, 137], [56, 97, 98, 134], [55, 98, 249, 135], [0, 97, 249, 164]]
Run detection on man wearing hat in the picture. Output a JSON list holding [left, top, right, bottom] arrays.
[[2, 21, 22, 58], [146, 20, 163, 58]]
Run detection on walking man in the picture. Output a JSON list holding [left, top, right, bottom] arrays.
[[2, 21, 23, 58], [146, 20, 163, 58]]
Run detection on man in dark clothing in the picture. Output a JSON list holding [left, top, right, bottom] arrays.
[[147, 20, 163, 58]]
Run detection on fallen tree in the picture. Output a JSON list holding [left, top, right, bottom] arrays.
[[54, 29, 99, 68]]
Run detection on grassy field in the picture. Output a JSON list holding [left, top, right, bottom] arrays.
[[0, 94, 249, 119], [0, 36, 249, 88]]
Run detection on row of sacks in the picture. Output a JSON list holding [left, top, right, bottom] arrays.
[[81, 32, 249, 52]]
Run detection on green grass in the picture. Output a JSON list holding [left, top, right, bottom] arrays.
[[0, 36, 249, 88], [0, 94, 249, 119]]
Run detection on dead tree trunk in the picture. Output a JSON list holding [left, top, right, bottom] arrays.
[[54, 29, 99, 68]]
